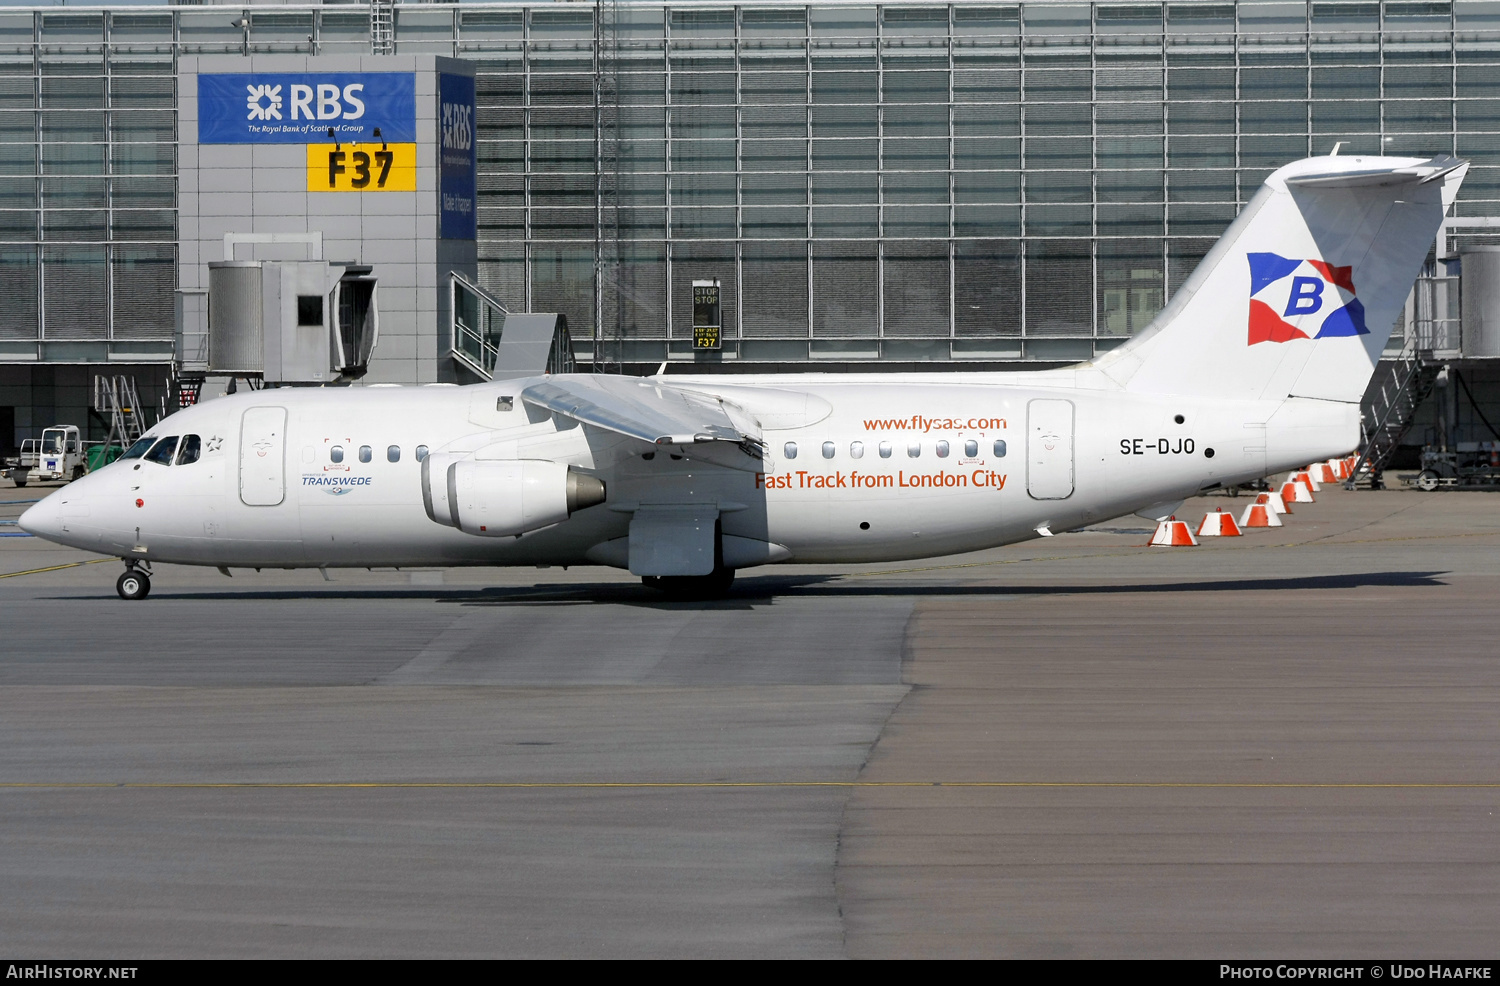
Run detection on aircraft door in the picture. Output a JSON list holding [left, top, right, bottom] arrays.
[[239, 406, 288, 506], [1026, 398, 1075, 500]]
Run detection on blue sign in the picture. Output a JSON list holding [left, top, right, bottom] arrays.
[[198, 73, 416, 144], [438, 73, 477, 241]]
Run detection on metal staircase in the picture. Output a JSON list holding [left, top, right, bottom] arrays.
[[174, 375, 203, 410], [92, 375, 147, 452], [1346, 338, 1441, 489], [1346, 272, 1459, 489]]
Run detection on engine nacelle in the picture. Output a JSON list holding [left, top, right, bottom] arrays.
[[421, 455, 605, 537], [421, 452, 465, 528]]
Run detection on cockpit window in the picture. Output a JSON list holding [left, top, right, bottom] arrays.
[[176, 434, 202, 466], [144, 436, 179, 466], [121, 436, 156, 460]]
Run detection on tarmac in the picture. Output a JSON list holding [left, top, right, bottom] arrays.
[[0, 479, 1497, 958]]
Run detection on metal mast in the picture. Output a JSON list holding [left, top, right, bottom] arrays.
[[593, 0, 622, 371]]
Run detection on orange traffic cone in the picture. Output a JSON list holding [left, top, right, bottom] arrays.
[[1197, 508, 1243, 537], [1239, 501, 1283, 528], [1258, 490, 1290, 515], [1330, 458, 1350, 481], [1148, 516, 1197, 546], [1312, 461, 1339, 484], [1282, 479, 1315, 504], [1293, 469, 1322, 492]]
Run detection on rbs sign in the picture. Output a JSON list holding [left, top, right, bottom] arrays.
[[198, 72, 417, 144], [438, 73, 477, 240]]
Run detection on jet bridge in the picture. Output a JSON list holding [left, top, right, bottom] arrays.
[[205, 259, 380, 385]]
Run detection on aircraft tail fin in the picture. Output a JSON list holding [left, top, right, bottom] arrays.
[[1095, 155, 1467, 404]]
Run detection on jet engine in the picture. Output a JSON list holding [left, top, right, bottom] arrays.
[[421, 456, 606, 537]]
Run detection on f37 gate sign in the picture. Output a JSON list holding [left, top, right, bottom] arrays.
[[198, 73, 417, 144]]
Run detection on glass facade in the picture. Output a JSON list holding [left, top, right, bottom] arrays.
[[2, 1, 1500, 367]]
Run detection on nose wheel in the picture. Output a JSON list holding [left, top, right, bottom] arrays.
[[116, 566, 151, 601]]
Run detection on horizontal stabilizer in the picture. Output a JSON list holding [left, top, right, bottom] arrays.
[[1282, 154, 1467, 189]]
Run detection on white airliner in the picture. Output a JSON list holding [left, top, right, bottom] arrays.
[[22, 154, 1466, 600]]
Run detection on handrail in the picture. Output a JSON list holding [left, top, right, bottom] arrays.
[[452, 271, 511, 316], [450, 272, 510, 381], [1346, 334, 1432, 489]]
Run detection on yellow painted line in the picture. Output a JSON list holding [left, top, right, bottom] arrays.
[[0, 557, 113, 580], [0, 781, 1496, 790]]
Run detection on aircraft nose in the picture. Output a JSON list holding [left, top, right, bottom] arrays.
[[18, 494, 64, 540]]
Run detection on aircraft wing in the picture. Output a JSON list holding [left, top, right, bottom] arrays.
[[521, 376, 761, 448]]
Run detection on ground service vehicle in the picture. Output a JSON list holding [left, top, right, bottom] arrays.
[[5, 425, 85, 488]]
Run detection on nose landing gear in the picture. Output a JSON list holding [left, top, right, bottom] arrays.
[[116, 562, 151, 601]]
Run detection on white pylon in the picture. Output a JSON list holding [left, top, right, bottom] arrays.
[[1239, 501, 1284, 528], [1257, 490, 1289, 514], [1282, 479, 1315, 503], [1197, 508, 1243, 537], [1148, 516, 1198, 546]]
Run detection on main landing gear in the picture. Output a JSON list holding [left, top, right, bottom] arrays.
[[116, 561, 151, 601], [641, 567, 736, 600]]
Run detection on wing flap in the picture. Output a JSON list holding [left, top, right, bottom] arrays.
[[521, 376, 756, 447]]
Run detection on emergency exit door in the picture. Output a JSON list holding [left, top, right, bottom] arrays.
[[1026, 399, 1075, 500], [239, 406, 287, 506]]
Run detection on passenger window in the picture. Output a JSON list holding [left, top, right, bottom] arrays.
[[936, 440, 950, 458], [907, 442, 921, 458], [964, 439, 978, 457], [387, 445, 401, 463], [144, 436, 179, 466], [358, 445, 372, 463], [879, 442, 892, 458], [330, 446, 344, 464], [850, 441, 864, 459], [415, 445, 429, 461], [176, 435, 202, 466], [822, 441, 836, 459], [121, 436, 155, 460], [994, 439, 1007, 458], [784, 441, 798, 459]]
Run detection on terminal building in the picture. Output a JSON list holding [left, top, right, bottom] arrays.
[[3, 0, 1500, 467]]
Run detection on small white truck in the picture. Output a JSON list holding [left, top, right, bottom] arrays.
[[5, 425, 85, 487]]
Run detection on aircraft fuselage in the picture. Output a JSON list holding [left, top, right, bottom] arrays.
[[27, 374, 1356, 572]]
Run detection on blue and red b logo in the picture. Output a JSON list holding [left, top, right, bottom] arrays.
[[1247, 252, 1368, 345]]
